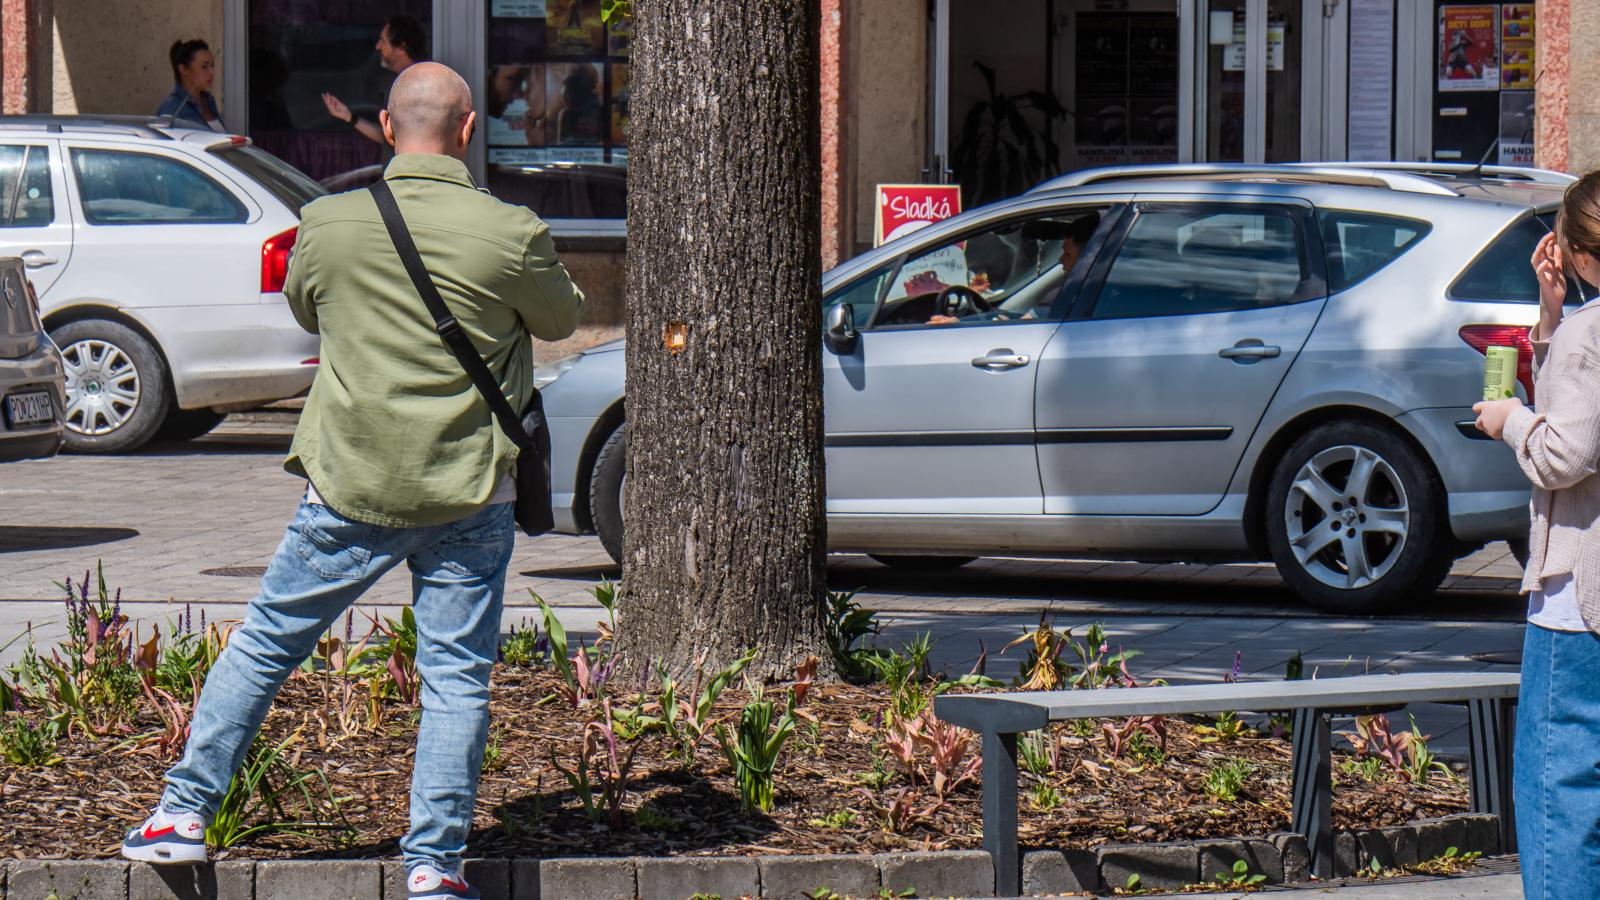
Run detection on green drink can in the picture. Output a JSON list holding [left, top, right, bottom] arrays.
[[1483, 345, 1520, 400]]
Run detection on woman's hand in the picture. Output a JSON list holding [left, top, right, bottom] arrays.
[[1532, 232, 1566, 340], [1473, 397, 1524, 440]]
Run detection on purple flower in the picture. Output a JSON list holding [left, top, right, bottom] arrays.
[[345, 610, 354, 645], [199, 608, 207, 634], [1227, 651, 1242, 684], [111, 588, 122, 628], [183, 604, 192, 636]]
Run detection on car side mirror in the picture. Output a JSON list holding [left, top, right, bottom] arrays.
[[824, 303, 859, 355]]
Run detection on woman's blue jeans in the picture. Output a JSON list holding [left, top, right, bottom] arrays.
[[161, 499, 515, 871], [1514, 622, 1600, 900]]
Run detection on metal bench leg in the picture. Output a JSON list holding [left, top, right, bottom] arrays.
[[982, 730, 1020, 896], [1291, 708, 1333, 878], [1467, 697, 1517, 853]]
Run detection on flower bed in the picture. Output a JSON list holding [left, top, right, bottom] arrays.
[[0, 573, 1472, 872]]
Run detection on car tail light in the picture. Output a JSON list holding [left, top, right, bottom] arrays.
[[1460, 325, 1536, 403], [261, 227, 297, 293]]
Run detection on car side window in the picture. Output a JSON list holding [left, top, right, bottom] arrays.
[[824, 267, 892, 329], [1451, 215, 1584, 304], [871, 207, 1110, 329], [1318, 210, 1429, 291], [0, 146, 54, 228], [1090, 205, 1315, 319], [70, 148, 247, 225]]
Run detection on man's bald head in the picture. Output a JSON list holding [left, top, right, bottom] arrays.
[[381, 62, 475, 157]]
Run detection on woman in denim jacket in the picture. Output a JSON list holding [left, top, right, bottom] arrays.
[[156, 39, 224, 132]]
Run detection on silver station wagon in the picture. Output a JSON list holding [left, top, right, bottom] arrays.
[[540, 163, 1571, 613]]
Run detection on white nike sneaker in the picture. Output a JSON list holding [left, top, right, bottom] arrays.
[[120, 807, 208, 864]]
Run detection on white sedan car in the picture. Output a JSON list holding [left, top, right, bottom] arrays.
[[0, 115, 323, 452]]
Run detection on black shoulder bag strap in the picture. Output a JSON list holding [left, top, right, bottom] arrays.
[[369, 179, 532, 452], [369, 178, 554, 536]]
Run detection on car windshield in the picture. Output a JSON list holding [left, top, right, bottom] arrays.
[[210, 145, 326, 215]]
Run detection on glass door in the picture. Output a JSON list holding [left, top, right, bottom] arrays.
[[1194, 0, 1315, 162]]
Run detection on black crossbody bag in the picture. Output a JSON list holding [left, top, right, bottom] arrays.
[[369, 179, 555, 536]]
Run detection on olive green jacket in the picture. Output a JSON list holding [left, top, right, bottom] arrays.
[[283, 153, 584, 527]]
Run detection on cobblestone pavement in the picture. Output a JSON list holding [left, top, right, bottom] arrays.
[[0, 417, 1530, 754]]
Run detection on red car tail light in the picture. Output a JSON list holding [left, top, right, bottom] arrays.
[[1459, 324, 1536, 403], [261, 226, 297, 294]]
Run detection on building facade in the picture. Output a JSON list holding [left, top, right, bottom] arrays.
[[2, 0, 1593, 336]]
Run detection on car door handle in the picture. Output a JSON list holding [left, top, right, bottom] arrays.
[[971, 349, 1031, 370], [20, 250, 57, 268], [1218, 342, 1281, 360]]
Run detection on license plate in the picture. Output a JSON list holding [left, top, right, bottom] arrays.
[[4, 391, 54, 428]]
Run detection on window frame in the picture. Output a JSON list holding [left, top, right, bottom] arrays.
[[1074, 200, 1328, 322], [0, 144, 56, 229], [857, 202, 1127, 333], [68, 146, 250, 227]]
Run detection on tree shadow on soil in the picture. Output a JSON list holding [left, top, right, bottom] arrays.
[[0, 525, 138, 553], [518, 563, 622, 580], [282, 770, 773, 862]]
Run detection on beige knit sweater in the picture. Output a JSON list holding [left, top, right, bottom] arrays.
[[1502, 299, 1600, 631]]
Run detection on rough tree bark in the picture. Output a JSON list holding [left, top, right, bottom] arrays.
[[617, 0, 830, 680]]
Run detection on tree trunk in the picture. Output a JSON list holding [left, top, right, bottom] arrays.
[[618, 0, 829, 680]]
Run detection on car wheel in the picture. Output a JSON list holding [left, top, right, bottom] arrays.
[[156, 408, 228, 442], [590, 425, 626, 566], [52, 319, 171, 454], [1265, 421, 1451, 614], [868, 554, 978, 571]]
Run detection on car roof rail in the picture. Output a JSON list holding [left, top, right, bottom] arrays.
[[1293, 161, 1577, 186], [0, 115, 177, 140], [1031, 163, 1460, 197]]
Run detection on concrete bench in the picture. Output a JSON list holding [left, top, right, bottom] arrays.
[[934, 672, 1520, 895]]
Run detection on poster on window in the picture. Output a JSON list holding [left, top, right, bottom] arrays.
[[1500, 3, 1535, 89], [1439, 6, 1500, 90], [873, 184, 961, 247], [607, 16, 633, 57], [547, 0, 604, 55], [546, 62, 605, 146], [492, 0, 546, 15], [486, 64, 546, 147], [1499, 90, 1535, 164], [610, 63, 631, 146], [1222, 18, 1285, 71]]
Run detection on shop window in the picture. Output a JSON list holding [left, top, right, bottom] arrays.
[[485, 0, 630, 221], [245, 0, 430, 189]]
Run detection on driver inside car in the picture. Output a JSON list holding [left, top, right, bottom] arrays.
[[926, 213, 1100, 325]]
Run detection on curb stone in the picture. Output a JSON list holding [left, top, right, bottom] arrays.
[[1336, 831, 1361, 875], [1414, 816, 1469, 862], [1268, 831, 1312, 883], [1194, 838, 1282, 884], [128, 861, 254, 900], [634, 857, 758, 900], [877, 850, 993, 898], [382, 860, 511, 900], [536, 858, 635, 900], [9, 860, 129, 900], [0, 811, 1508, 899], [1020, 849, 1096, 895], [254, 860, 380, 900], [756, 855, 880, 899]]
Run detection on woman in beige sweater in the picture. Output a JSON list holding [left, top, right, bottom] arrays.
[[1474, 172, 1600, 900]]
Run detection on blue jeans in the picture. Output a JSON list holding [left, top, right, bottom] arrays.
[[1514, 623, 1600, 900], [162, 499, 515, 870]]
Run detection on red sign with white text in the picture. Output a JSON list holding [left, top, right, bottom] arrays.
[[875, 184, 962, 247]]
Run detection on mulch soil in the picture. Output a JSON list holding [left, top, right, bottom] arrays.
[[0, 666, 1469, 861]]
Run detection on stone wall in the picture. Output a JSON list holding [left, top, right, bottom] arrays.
[[44, 0, 225, 116]]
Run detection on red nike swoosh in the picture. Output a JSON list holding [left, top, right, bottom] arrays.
[[142, 824, 177, 839], [441, 878, 467, 891]]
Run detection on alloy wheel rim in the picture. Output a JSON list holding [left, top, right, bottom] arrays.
[[1283, 444, 1410, 590], [60, 338, 141, 436]]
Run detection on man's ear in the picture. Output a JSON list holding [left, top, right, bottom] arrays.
[[379, 109, 396, 147], [459, 110, 478, 149]]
